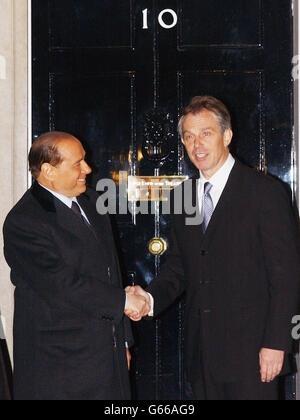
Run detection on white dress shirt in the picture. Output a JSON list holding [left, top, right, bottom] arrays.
[[198, 153, 235, 212], [148, 153, 236, 316]]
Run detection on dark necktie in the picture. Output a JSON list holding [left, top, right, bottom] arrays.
[[202, 182, 214, 233], [71, 201, 97, 237]]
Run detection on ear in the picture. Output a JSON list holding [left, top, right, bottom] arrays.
[[223, 129, 233, 148], [40, 163, 56, 181]]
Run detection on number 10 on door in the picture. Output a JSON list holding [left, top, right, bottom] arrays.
[[142, 8, 178, 30]]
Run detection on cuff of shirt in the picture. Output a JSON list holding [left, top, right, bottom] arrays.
[[147, 292, 154, 317]]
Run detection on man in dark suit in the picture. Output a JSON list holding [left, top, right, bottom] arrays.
[[3, 131, 149, 400], [126, 96, 300, 400]]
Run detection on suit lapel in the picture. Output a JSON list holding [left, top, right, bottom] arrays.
[[54, 198, 94, 242], [30, 183, 113, 274], [77, 193, 108, 241], [77, 193, 114, 265], [31, 183, 101, 243]]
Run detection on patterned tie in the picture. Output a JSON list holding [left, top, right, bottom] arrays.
[[202, 182, 214, 233], [71, 201, 97, 237]]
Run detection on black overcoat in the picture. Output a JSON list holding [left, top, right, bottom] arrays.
[[3, 183, 133, 400], [147, 161, 300, 385]]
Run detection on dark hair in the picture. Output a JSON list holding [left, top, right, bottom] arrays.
[[29, 131, 75, 179], [178, 96, 232, 137]]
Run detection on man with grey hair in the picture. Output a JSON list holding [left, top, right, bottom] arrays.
[[126, 96, 300, 400]]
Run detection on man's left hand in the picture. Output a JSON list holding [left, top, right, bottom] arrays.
[[259, 348, 284, 383]]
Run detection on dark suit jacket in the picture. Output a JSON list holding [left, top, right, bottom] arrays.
[[147, 160, 300, 384], [0, 340, 11, 400], [3, 183, 133, 400]]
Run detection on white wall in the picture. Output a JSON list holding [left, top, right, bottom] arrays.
[[0, 0, 29, 360]]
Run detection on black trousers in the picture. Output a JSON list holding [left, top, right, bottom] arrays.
[[191, 366, 279, 400]]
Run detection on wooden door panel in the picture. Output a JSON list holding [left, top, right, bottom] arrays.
[[49, 0, 134, 49], [179, 0, 262, 48], [49, 73, 135, 178]]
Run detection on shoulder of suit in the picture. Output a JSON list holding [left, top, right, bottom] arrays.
[[4, 188, 52, 231], [5, 189, 35, 219], [235, 161, 291, 199], [173, 161, 289, 197]]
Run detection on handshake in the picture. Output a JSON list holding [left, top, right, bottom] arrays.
[[124, 286, 152, 321]]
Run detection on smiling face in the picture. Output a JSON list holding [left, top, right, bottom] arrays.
[[182, 109, 233, 179], [39, 137, 92, 197]]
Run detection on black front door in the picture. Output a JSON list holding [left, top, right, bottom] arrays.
[[32, 0, 295, 400]]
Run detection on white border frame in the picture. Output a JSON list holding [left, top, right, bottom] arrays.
[[293, 0, 300, 402], [27, 0, 32, 188]]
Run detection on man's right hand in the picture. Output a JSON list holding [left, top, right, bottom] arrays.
[[125, 286, 151, 321], [125, 288, 150, 321]]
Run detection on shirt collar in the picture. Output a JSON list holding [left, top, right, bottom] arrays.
[[200, 153, 235, 190], [38, 184, 78, 209]]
